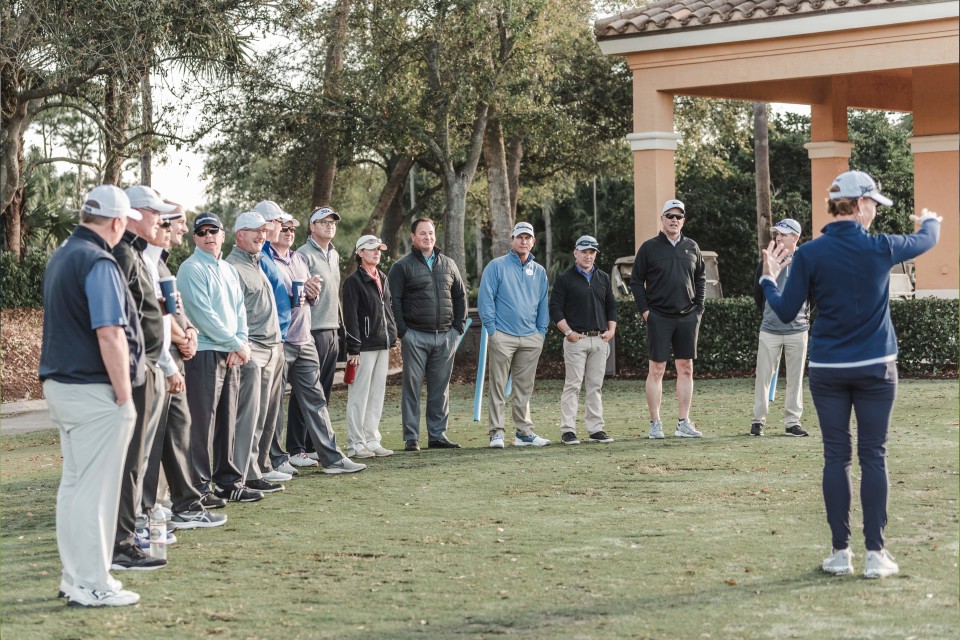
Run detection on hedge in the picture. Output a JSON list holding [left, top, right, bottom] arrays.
[[0, 251, 47, 309], [543, 297, 958, 377]]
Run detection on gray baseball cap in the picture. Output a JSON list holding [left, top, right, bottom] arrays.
[[772, 219, 801, 235], [829, 171, 893, 206], [574, 235, 599, 251]]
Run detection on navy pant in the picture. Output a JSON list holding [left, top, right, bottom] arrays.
[[809, 362, 897, 552]]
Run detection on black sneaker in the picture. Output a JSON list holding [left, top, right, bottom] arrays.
[[750, 422, 764, 437], [199, 492, 227, 509], [404, 440, 420, 452], [560, 432, 580, 445], [785, 425, 809, 437], [246, 478, 284, 493], [588, 430, 614, 443], [214, 485, 264, 503], [111, 547, 167, 571]]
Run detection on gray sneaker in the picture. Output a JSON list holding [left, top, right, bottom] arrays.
[[170, 509, 227, 529], [864, 550, 899, 579], [675, 418, 703, 438], [648, 420, 665, 439], [321, 458, 366, 474], [822, 548, 854, 575], [275, 461, 299, 476]]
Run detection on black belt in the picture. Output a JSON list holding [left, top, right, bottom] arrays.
[[578, 330, 604, 337]]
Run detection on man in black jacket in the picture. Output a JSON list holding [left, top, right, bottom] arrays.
[[549, 236, 617, 445], [630, 199, 706, 440], [387, 219, 467, 451]]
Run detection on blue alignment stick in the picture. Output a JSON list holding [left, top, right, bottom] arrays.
[[473, 329, 488, 421], [769, 370, 778, 402]]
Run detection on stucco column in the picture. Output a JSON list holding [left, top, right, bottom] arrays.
[[630, 86, 677, 250], [911, 66, 959, 298], [806, 88, 850, 236]]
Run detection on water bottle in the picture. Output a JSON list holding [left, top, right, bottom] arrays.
[[148, 508, 167, 560]]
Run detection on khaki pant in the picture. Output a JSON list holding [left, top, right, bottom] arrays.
[[753, 330, 808, 427], [487, 331, 544, 437], [46, 380, 136, 592], [560, 336, 609, 434]]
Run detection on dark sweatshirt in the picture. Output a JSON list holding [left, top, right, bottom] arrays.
[[630, 231, 705, 317]]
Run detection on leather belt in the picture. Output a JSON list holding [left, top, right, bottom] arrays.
[[579, 330, 604, 337]]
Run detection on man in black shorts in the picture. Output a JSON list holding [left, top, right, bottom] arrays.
[[630, 199, 706, 439]]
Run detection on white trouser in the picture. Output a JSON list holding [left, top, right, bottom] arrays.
[[46, 380, 136, 592], [345, 349, 390, 452]]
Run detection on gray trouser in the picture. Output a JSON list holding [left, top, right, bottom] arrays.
[[278, 340, 344, 467], [256, 348, 286, 475], [184, 350, 242, 493], [234, 343, 283, 483], [400, 328, 457, 443], [157, 376, 203, 514], [46, 381, 135, 593], [486, 331, 544, 437]]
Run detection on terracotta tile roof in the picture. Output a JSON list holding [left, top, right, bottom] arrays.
[[595, 0, 925, 38]]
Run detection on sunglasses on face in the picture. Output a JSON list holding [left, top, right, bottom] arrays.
[[160, 221, 172, 229], [663, 213, 685, 221], [194, 228, 221, 237], [280, 226, 296, 233]]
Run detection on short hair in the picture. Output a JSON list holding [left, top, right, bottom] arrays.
[[80, 212, 113, 225], [411, 218, 434, 234]]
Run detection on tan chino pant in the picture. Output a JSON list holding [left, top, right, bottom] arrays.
[[486, 331, 544, 437], [560, 335, 609, 434], [753, 330, 808, 428]]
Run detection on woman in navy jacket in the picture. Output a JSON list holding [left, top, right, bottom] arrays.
[[760, 170, 941, 579], [342, 235, 399, 459]]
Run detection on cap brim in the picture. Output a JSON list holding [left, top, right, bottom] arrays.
[[358, 243, 387, 251], [126, 209, 143, 221], [575, 245, 599, 251], [868, 192, 893, 207]]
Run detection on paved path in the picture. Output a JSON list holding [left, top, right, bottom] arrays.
[[1, 367, 402, 436]]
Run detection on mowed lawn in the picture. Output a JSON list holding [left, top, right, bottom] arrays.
[[1, 378, 957, 640]]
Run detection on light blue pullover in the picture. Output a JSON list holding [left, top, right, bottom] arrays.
[[478, 251, 549, 337], [177, 247, 248, 352]]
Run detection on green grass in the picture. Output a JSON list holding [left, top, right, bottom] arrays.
[[2, 379, 957, 639]]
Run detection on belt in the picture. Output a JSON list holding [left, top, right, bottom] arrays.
[[579, 330, 604, 337]]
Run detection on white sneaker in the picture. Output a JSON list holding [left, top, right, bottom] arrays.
[[306, 451, 320, 461], [514, 432, 551, 447], [263, 469, 293, 482], [864, 550, 899, 579], [348, 447, 376, 459], [288, 453, 319, 468], [276, 461, 299, 476], [321, 458, 366, 474], [648, 420, 664, 439], [489, 433, 505, 449], [68, 584, 140, 607], [822, 548, 854, 575], [675, 418, 703, 438], [369, 445, 394, 457]]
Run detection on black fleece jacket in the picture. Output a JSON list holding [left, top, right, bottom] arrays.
[[629, 232, 706, 317]]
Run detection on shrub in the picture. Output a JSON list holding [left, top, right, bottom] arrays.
[[0, 250, 48, 308], [543, 296, 958, 377]]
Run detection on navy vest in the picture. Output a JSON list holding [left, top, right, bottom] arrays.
[[39, 225, 145, 386]]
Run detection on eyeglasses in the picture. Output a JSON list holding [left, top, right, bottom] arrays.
[[194, 228, 221, 237], [280, 226, 296, 233], [314, 220, 337, 227], [160, 221, 172, 229], [663, 213, 685, 221]]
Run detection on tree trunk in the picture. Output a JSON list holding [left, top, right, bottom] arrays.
[[506, 135, 523, 219], [753, 102, 772, 253], [475, 210, 483, 284], [381, 190, 407, 258], [362, 154, 414, 237], [542, 198, 553, 276], [483, 113, 513, 259], [310, 0, 352, 208], [140, 73, 153, 186], [103, 76, 136, 185], [443, 179, 470, 289], [1, 101, 30, 259]]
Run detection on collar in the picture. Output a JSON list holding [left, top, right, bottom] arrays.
[[822, 220, 865, 235], [143, 243, 164, 263], [122, 230, 149, 252], [192, 246, 220, 264], [658, 231, 684, 245], [574, 263, 594, 278], [509, 250, 535, 266], [268, 243, 294, 264], [229, 246, 262, 264], [74, 225, 111, 251], [308, 236, 335, 254]]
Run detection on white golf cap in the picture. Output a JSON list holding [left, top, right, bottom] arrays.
[[233, 211, 271, 232], [512, 221, 535, 238], [661, 199, 685, 214], [254, 200, 299, 226], [772, 219, 801, 235], [81, 185, 142, 220], [355, 235, 387, 252], [309, 207, 342, 224], [125, 185, 178, 213]]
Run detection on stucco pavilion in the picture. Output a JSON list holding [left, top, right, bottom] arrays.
[[596, 0, 959, 297]]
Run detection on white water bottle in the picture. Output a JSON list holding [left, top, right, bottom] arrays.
[[148, 508, 167, 560]]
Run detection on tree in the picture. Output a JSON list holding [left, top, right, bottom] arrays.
[[753, 102, 772, 253]]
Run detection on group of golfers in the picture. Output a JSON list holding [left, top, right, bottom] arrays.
[[39, 169, 940, 607]]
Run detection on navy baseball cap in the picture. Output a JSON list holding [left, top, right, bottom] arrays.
[[193, 212, 223, 232]]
